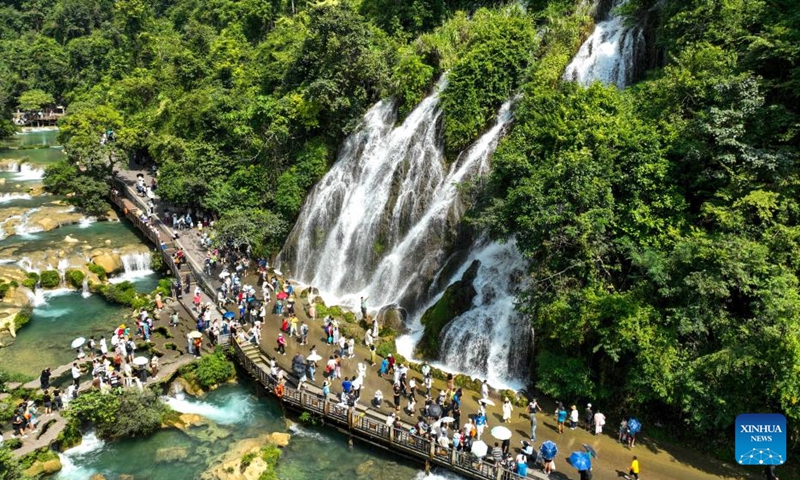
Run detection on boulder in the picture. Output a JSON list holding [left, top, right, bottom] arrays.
[[64, 235, 79, 243], [201, 435, 281, 480], [375, 305, 408, 334], [89, 474, 108, 480], [91, 253, 123, 274], [267, 432, 291, 447], [415, 260, 480, 359], [23, 458, 62, 477], [28, 207, 84, 232], [172, 376, 205, 398]]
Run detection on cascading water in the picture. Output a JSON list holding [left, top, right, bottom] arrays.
[[82, 277, 91, 298], [13, 208, 43, 236], [57, 431, 105, 480], [163, 389, 256, 425], [111, 251, 153, 282], [563, 0, 644, 89], [280, 80, 515, 313], [0, 192, 32, 203], [435, 239, 528, 388], [58, 258, 70, 286]]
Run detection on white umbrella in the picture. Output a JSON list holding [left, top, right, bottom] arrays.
[[491, 426, 512, 440], [71, 337, 86, 348], [273, 269, 282, 276], [307, 353, 322, 362], [132, 356, 149, 366], [188, 331, 203, 339], [439, 416, 456, 423], [471, 440, 489, 458], [479, 398, 496, 406]]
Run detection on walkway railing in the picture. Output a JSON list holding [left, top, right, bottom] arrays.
[[231, 338, 533, 480]]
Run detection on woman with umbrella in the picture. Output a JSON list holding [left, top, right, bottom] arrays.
[[627, 418, 641, 447], [539, 440, 558, 475], [569, 451, 592, 479]]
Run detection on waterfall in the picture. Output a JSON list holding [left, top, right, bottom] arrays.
[[563, 0, 644, 89], [78, 216, 97, 228], [57, 431, 104, 480], [13, 208, 43, 236], [0, 192, 32, 203], [12, 163, 45, 181], [82, 277, 90, 298], [111, 251, 153, 282], [58, 258, 69, 286], [280, 79, 516, 313]]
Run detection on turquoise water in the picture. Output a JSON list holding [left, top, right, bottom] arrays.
[[0, 220, 148, 257], [56, 382, 446, 480], [0, 130, 64, 166], [0, 290, 128, 376]]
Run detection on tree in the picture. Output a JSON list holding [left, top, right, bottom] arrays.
[[214, 207, 289, 257], [16, 88, 54, 112]]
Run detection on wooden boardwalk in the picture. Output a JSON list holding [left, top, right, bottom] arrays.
[[233, 339, 542, 480]]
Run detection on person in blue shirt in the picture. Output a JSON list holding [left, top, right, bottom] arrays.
[[556, 402, 567, 434], [342, 377, 352, 394], [476, 412, 487, 438]]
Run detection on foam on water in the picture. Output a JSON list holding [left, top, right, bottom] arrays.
[[57, 432, 104, 479], [0, 192, 32, 203], [109, 252, 153, 283], [164, 390, 256, 425]]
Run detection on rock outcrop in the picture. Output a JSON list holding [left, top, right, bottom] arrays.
[[201, 434, 288, 480]]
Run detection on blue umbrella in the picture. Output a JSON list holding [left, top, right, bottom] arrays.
[[628, 418, 642, 434], [223, 311, 235, 320], [539, 440, 558, 460], [569, 451, 592, 471]]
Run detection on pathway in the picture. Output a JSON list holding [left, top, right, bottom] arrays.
[[112, 167, 756, 480]]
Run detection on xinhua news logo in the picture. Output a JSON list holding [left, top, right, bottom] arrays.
[[735, 413, 786, 466]]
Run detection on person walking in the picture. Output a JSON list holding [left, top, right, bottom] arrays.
[[527, 398, 541, 441], [71, 362, 81, 387], [481, 379, 489, 399], [502, 397, 513, 423], [569, 405, 579, 430], [360, 296, 368, 319], [627, 456, 640, 480], [475, 411, 487, 438], [277, 333, 287, 355]]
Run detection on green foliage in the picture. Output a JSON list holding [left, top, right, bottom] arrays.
[[0, 280, 9, 299], [65, 269, 85, 289], [439, 7, 537, 156], [240, 451, 257, 471], [39, 270, 61, 289], [214, 207, 288, 257], [180, 347, 236, 389], [0, 446, 22, 480], [13, 307, 32, 331], [55, 418, 82, 451], [87, 262, 107, 281], [16, 89, 54, 112], [257, 444, 282, 480], [150, 250, 165, 273], [21, 272, 39, 290], [156, 278, 172, 298], [64, 389, 170, 440]]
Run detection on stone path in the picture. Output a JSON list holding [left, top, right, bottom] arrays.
[[113, 167, 757, 480]]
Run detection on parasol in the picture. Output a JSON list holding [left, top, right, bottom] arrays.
[[539, 440, 558, 461], [223, 311, 236, 320], [439, 416, 455, 423], [276, 291, 288, 300], [307, 353, 322, 362], [428, 404, 443, 418], [479, 398, 496, 406], [583, 444, 598, 459], [628, 418, 642, 434], [188, 331, 203, 339], [568, 451, 592, 471], [132, 356, 149, 366], [71, 337, 86, 348], [471, 440, 489, 458], [273, 269, 282, 276], [490, 426, 512, 440]]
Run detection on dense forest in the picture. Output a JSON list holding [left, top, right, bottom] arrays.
[[1, 0, 799, 455]]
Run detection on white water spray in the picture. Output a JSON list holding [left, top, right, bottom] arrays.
[[563, 0, 644, 89]]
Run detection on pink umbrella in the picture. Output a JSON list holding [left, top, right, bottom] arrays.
[[276, 291, 288, 300]]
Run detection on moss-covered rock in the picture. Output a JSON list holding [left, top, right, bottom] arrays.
[[415, 260, 480, 359]]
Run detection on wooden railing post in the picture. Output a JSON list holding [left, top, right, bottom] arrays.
[[389, 425, 394, 444], [429, 438, 435, 459]]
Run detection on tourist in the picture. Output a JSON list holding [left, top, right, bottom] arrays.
[[481, 379, 489, 399], [502, 397, 513, 423], [619, 418, 628, 443], [193, 336, 202, 356], [585, 403, 594, 431], [334, 355, 342, 379], [364, 329, 373, 347], [277, 333, 287, 355], [71, 362, 81, 387], [475, 411, 487, 438], [40, 367, 51, 390], [292, 353, 307, 381], [369, 344, 377, 366], [290, 316, 299, 338], [451, 403, 461, 427], [372, 390, 383, 408], [491, 442, 502, 463], [307, 360, 316, 382], [42, 390, 52, 415], [594, 409, 606, 435], [406, 394, 416, 416], [515, 450, 528, 476], [347, 337, 355, 358], [570, 405, 579, 430], [543, 456, 556, 475], [300, 321, 309, 345], [150, 356, 159, 377], [556, 403, 567, 434], [628, 455, 640, 480], [338, 335, 347, 357], [100, 337, 108, 356], [52, 388, 63, 411], [387, 354, 395, 373], [322, 380, 331, 398], [392, 382, 402, 410], [360, 296, 368, 319], [380, 357, 389, 377], [437, 432, 450, 454]]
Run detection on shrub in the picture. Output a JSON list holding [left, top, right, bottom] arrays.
[[98, 281, 138, 306], [180, 347, 236, 389], [39, 270, 61, 288], [66, 269, 85, 289], [87, 263, 107, 281], [64, 389, 171, 440], [240, 451, 257, 471], [55, 418, 82, 451], [22, 272, 39, 290], [13, 307, 32, 330], [156, 278, 172, 297]]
